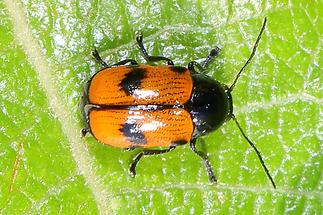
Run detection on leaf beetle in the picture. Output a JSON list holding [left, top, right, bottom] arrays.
[[81, 18, 276, 188]]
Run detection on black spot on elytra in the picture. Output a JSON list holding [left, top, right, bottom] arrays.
[[170, 66, 187, 74], [171, 139, 187, 146], [120, 68, 147, 95], [120, 122, 147, 145]]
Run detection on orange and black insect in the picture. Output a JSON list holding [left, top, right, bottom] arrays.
[[81, 18, 276, 188]]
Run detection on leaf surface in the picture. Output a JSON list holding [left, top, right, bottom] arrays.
[[0, 0, 321, 214]]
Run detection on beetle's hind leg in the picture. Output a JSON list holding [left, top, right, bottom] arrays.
[[92, 49, 109, 67], [93, 49, 138, 67], [188, 47, 220, 74], [190, 139, 217, 183], [112, 59, 138, 66], [136, 33, 174, 65], [129, 146, 176, 176]]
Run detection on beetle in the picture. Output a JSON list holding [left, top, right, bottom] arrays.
[[81, 18, 276, 188]]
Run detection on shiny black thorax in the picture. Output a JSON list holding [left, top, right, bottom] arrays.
[[187, 73, 233, 138]]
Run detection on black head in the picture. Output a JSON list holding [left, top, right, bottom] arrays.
[[186, 18, 276, 188], [188, 73, 233, 138]]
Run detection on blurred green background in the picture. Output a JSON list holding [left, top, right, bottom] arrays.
[[0, 0, 321, 214]]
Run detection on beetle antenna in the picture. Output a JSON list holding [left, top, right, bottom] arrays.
[[231, 114, 276, 188], [228, 18, 267, 93]]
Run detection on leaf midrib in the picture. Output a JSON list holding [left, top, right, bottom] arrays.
[[3, 0, 111, 213]]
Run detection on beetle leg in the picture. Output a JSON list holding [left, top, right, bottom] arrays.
[[81, 128, 89, 137], [112, 59, 138, 66], [93, 49, 138, 67], [136, 33, 174, 65], [188, 61, 204, 74], [188, 47, 220, 73], [124, 146, 137, 151], [190, 139, 217, 183], [92, 49, 109, 67], [129, 146, 176, 176]]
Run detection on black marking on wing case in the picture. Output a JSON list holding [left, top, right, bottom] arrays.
[[170, 66, 187, 74], [120, 67, 147, 95], [120, 122, 147, 145], [171, 139, 187, 146]]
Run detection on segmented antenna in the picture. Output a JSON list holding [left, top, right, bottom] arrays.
[[229, 18, 267, 92], [231, 115, 276, 188], [229, 18, 276, 188]]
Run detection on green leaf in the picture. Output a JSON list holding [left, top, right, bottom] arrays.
[[1, 0, 321, 214]]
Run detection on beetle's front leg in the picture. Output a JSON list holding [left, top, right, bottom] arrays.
[[190, 139, 217, 183], [188, 47, 220, 73]]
